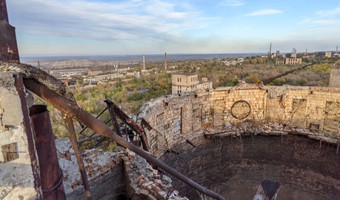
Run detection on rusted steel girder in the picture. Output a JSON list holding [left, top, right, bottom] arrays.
[[64, 116, 92, 200], [104, 100, 122, 137], [14, 74, 42, 199], [24, 78, 225, 200], [29, 105, 66, 200], [105, 99, 150, 151]]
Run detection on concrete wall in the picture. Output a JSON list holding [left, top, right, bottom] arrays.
[[0, 72, 38, 199], [161, 135, 340, 200], [138, 83, 340, 156]]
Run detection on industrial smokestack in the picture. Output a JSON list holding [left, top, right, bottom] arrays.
[[142, 56, 145, 70], [164, 52, 167, 71]]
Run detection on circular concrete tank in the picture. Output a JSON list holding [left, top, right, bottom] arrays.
[[160, 135, 340, 200], [137, 85, 340, 200]]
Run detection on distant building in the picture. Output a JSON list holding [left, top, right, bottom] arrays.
[[87, 70, 102, 76], [285, 50, 302, 65], [83, 73, 125, 83], [329, 61, 340, 87], [50, 68, 89, 78], [325, 51, 332, 58], [237, 58, 244, 63], [285, 57, 302, 65], [172, 73, 212, 94]]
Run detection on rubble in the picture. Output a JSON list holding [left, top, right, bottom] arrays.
[[123, 149, 188, 200]]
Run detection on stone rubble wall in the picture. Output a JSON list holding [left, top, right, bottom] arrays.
[[57, 138, 187, 200], [0, 72, 38, 200], [55, 138, 125, 199], [123, 149, 188, 200], [138, 83, 340, 156]]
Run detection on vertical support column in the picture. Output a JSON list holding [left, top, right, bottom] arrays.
[[64, 116, 92, 200], [14, 74, 42, 199], [29, 105, 66, 200]]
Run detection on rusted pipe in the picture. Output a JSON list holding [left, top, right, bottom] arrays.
[[14, 74, 42, 199], [29, 105, 66, 200], [24, 78, 225, 200], [64, 116, 92, 200]]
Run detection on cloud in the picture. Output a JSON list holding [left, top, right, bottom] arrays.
[[299, 6, 340, 27], [316, 7, 340, 17], [7, 0, 208, 42], [219, 0, 245, 7], [245, 9, 283, 16]]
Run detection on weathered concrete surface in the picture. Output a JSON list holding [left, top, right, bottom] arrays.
[[0, 72, 37, 200]]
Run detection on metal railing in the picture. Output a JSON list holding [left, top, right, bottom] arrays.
[[23, 77, 225, 200]]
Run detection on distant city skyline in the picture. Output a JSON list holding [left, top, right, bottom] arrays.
[[7, 0, 340, 56]]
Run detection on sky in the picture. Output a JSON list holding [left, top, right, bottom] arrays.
[[6, 0, 340, 56]]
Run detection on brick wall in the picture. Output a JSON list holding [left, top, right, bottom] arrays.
[[138, 83, 340, 156]]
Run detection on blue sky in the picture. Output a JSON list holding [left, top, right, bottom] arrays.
[[7, 0, 340, 56]]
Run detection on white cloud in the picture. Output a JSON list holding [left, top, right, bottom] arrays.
[[316, 7, 340, 17], [219, 0, 245, 7], [313, 19, 340, 26], [7, 0, 208, 42], [245, 9, 283, 16]]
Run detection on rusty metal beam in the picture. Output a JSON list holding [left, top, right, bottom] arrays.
[[64, 116, 92, 200], [105, 99, 150, 151], [29, 105, 66, 200], [105, 100, 122, 137], [24, 78, 225, 200], [78, 133, 102, 144], [14, 74, 42, 199]]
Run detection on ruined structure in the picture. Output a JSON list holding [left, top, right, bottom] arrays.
[[137, 82, 340, 199], [172, 73, 212, 94], [0, 62, 195, 200], [0, 0, 19, 63], [1, 61, 340, 200]]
